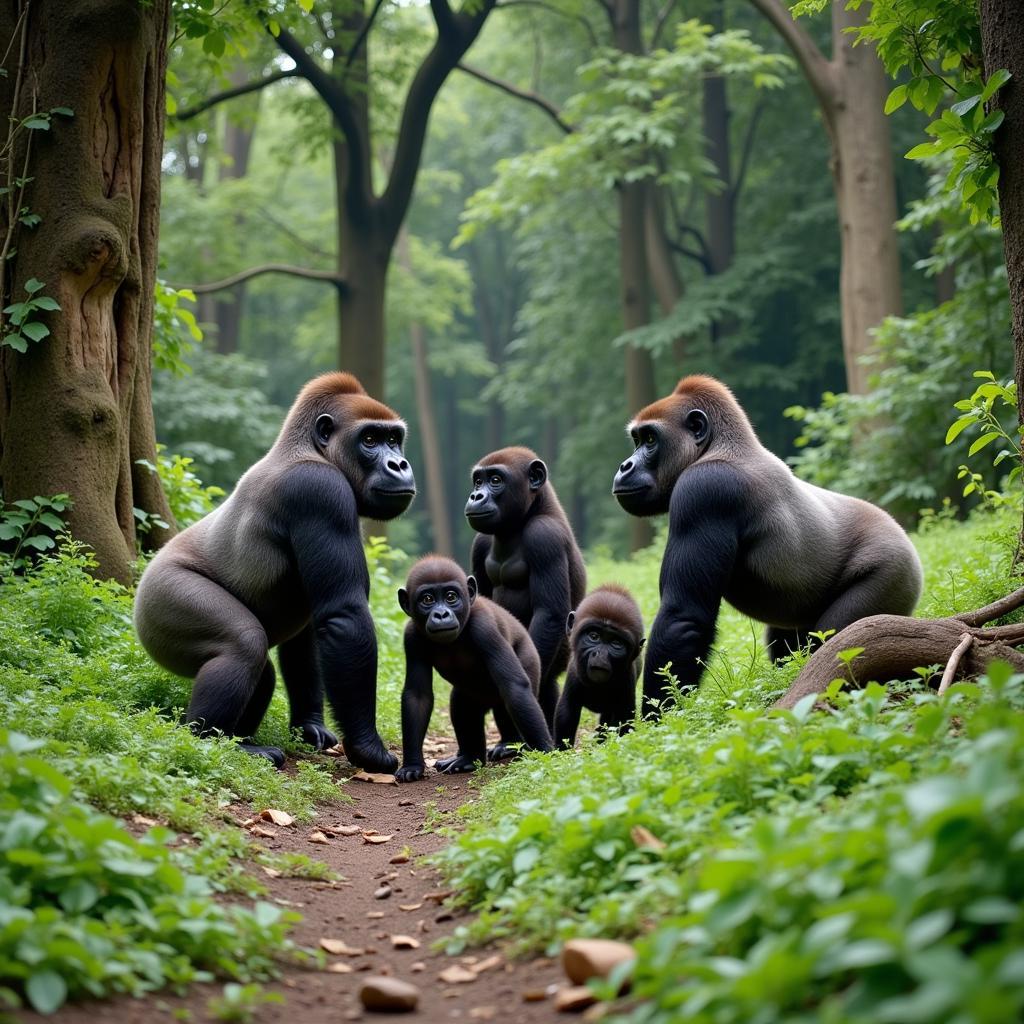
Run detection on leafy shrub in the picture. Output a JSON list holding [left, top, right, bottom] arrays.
[[136, 445, 225, 530], [0, 730, 303, 1014]]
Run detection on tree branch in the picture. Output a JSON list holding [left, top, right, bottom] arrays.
[[745, 0, 837, 116], [649, 0, 676, 50], [178, 263, 347, 295], [173, 68, 301, 122], [496, 0, 599, 48], [956, 584, 1024, 626], [731, 97, 766, 209], [937, 632, 973, 695], [345, 0, 387, 70], [457, 62, 573, 134]]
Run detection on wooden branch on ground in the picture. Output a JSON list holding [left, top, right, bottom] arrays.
[[773, 593, 1024, 710], [177, 264, 348, 295]]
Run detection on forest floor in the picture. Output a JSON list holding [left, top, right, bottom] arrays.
[[38, 731, 568, 1024]]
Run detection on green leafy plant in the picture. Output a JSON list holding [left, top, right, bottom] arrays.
[[207, 983, 284, 1023], [135, 445, 225, 530], [152, 279, 202, 376], [1, 277, 61, 352], [0, 493, 70, 571]]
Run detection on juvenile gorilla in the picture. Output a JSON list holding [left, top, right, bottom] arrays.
[[135, 372, 415, 771], [555, 585, 645, 747], [613, 375, 923, 714], [465, 447, 586, 758], [395, 556, 554, 781]]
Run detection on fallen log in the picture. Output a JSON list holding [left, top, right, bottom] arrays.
[[773, 585, 1024, 710]]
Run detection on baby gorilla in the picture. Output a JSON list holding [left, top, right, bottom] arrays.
[[554, 585, 645, 747], [396, 556, 554, 781]]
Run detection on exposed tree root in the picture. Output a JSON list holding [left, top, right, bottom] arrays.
[[773, 586, 1024, 710]]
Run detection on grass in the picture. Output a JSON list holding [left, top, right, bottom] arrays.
[[433, 504, 1024, 1023]]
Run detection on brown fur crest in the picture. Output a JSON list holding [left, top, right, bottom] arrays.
[[477, 446, 541, 469], [573, 585, 644, 641], [405, 555, 468, 593]]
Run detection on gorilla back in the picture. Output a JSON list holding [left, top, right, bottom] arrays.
[[134, 372, 415, 770], [613, 374, 922, 712]]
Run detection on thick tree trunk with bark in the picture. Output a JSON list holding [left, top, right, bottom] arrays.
[[748, 0, 902, 395], [979, 0, 1024, 445], [0, 0, 173, 584]]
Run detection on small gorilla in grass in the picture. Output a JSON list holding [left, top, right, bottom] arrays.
[[395, 556, 554, 781], [612, 374, 923, 715], [465, 447, 586, 758], [554, 585, 645, 747], [135, 372, 415, 771]]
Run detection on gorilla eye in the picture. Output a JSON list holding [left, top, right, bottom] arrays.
[[362, 433, 377, 448], [490, 474, 501, 486], [444, 590, 458, 604], [610, 638, 626, 651], [421, 593, 435, 606], [644, 433, 657, 449], [388, 432, 400, 446], [587, 629, 601, 643]]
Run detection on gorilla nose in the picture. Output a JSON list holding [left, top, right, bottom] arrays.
[[385, 459, 415, 490], [618, 458, 634, 475]]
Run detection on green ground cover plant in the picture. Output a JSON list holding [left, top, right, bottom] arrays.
[[436, 505, 1024, 1023]]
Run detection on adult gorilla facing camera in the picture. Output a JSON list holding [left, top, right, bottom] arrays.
[[613, 375, 923, 715], [134, 372, 415, 771]]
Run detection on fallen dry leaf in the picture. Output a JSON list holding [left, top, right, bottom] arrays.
[[438, 965, 478, 984], [366, 911, 385, 919], [391, 934, 421, 950], [351, 771, 399, 785], [423, 889, 453, 903], [249, 826, 276, 839], [389, 852, 411, 864], [308, 830, 330, 845], [470, 1008, 496, 1021], [320, 938, 366, 956], [259, 808, 295, 827], [363, 833, 394, 844], [630, 825, 666, 851], [261, 866, 282, 878], [131, 814, 159, 827], [326, 962, 354, 974], [322, 745, 346, 758], [411, 961, 426, 973], [471, 955, 502, 975], [324, 823, 362, 836], [399, 902, 423, 912]]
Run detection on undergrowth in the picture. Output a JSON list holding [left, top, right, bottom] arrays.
[[436, 504, 1024, 1023]]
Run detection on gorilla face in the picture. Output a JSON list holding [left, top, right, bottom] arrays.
[[323, 417, 416, 520], [398, 573, 477, 645], [465, 458, 546, 536]]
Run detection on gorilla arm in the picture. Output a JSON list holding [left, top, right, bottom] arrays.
[[643, 463, 743, 713], [553, 669, 584, 747], [467, 611, 554, 752], [283, 463, 398, 774], [470, 533, 494, 598], [523, 518, 572, 677], [396, 626, 435, 783]]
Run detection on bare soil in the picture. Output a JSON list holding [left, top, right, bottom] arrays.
[[38, 735, 569, 1024]]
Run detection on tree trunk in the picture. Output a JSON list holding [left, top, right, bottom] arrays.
[[703, 0, 735, 278], [0, 0, 173, 584], [829, 2, 902, 396]]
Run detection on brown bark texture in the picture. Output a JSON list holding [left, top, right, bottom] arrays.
[[979, 0, 1024, 440], [0, 0, 174, 584], [774, 587, 1024, 710], [747, 0, 902, 396]]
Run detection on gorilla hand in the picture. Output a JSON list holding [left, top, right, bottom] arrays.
[[395, 762, 425, 783], [296, 719, 338, 750], [240, 742, 287, 769], [343, 733, 399, 774], [435, 753, 479, 774]]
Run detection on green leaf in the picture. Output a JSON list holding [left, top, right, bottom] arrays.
[[884, 84, 908, 114], [21, 320, 49, 342], [980, 68, 1011, 103], [945, 416, 976, 444], [21, 534, 55, 550], [949, 94, 981, 118], [906, 141, 939, 160], [24, 277, 44, 293], [26, 970, 67, 1014], [50, 106, 74, 117], [980, 109, 1005, 133], [32, 296, 60, 311], [967, 432, 1000, 455], [1, 333, 27, 352], [23, 116, 50, 130]]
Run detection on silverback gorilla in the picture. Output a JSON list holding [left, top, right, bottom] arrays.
[[134, 372, 415, 770], [612, 375, 922, 714], [465, 447, 586, 758], [395, 555, 553, 780]]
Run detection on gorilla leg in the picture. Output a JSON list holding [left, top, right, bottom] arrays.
[[435, 689, 487, 774], [234, 662, 286, 768], [488, 704, 522, 762], [537, 665, 561, 729], [815, 571, 909, 637], [279, 625, 338, 750], [764, 626, 808, 663]]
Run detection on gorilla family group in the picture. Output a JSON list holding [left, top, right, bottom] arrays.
[[135, 371, 923, 778]]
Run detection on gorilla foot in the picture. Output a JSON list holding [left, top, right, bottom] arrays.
[[296, 720, 339, 751], [435, 754, 479, 774], [395, 763, 426, 783], [487, 741, 522, 762], [343, 735, 399, 774], [240, 743, 286, 769]]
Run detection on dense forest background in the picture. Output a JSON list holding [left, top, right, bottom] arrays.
[[154, 0, 1011, 558]]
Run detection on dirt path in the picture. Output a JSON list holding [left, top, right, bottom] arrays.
[[43, 736, 568, 1023]]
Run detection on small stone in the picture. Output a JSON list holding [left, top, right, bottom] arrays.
[[391, 935, 421, 950], [439, 965, 478, 984], [389, 853, 410, 864], [359, 974, 420, 1013], [560, 939, 636, 987], [554, 987, 597, 1013], [522, 989, 548, 1003], [410, 961, 426, 973], [469, 1008, 496, 1020], [398, 799, 414, 807], [375, 885, 393, 900]]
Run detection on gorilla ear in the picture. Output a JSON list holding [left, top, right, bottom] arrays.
[[566, 610, 576, 637], [466, 575, 478, 604], [686, 409, 709, 444], [639, 636, 647, 651], [397, 587, 411, 616], [527, 459, 548, 491], [314, 414, 335, 450]]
